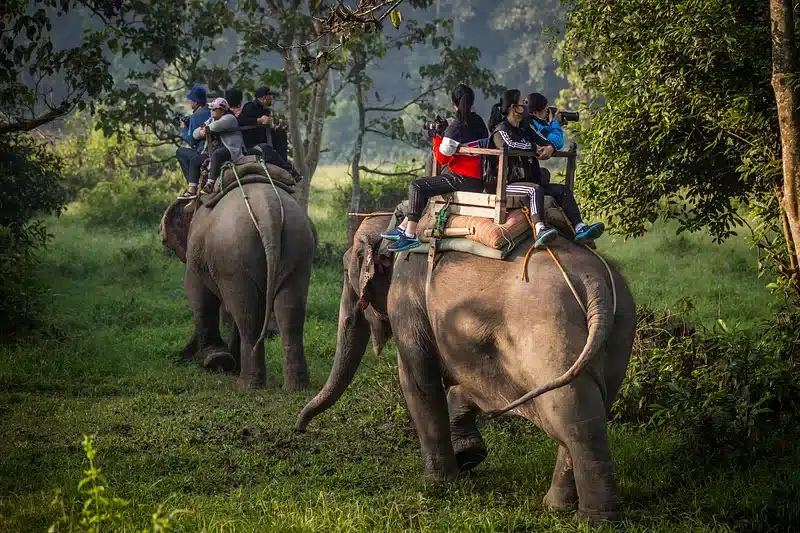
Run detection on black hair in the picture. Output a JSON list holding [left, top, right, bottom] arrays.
[[225, 88, 243, 108], [451, 83, 475, 123], [487, 100, 503, 133], [501, 89, 522, 115], [526, 92, 548, 112]]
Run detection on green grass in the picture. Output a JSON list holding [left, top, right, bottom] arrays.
[[0, 166, 796, 532]]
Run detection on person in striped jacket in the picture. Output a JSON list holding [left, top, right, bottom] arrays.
[[491, 89, 604, 248]]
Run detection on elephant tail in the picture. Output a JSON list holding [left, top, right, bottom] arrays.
[[486, 275, 614, 417], [250, 183, 284, 363]]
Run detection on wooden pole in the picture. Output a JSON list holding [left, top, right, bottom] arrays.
[[494, 146, 508, 224], [565, 141, 577, 191]]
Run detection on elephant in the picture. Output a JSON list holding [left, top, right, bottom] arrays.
[[160, 169, 315, 389], [295, 214, 637, 522]]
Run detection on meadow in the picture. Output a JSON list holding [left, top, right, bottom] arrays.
[[1, 166, 797, 532]]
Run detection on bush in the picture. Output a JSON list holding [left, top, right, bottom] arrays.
[[0, 133, 68, 340], [79, 171, 183, 229], [332, 161, 423, 214], [613, 306, 800, 452]]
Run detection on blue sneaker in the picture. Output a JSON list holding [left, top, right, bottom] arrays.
[[534, 227, 558, 248], [387, 235, 421, 252], [381, 226, 405, 241], [574, 222, 605, 243]]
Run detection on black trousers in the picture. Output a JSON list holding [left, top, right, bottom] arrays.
[[176, 147, 200, 184], [187, 152, 209, 187], [208, 147, 232, 184], [506, 182, 582, 227], [252, 143, 293, 173], [407, 173, 484, 222], [271, 128, 289, 161]]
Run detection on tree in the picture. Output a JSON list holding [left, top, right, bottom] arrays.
[[770, 0, 800, 286], [336, 20, 500, 216], [559, 0, 799, 292]]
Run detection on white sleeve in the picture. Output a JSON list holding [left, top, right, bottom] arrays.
[[439, 136, 460, 156]]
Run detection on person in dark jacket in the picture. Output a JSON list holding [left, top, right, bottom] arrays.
[[176, 85, 211, 198], [491, 89, 604, 247], [239, 87, 290, 160], [381, 84, 489, 252]]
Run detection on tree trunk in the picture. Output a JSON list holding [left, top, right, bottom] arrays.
[[348, 82, 367, 247], [770, 0, 800, 282]]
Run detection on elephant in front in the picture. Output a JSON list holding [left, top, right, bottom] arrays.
[[160, 169, 315, 389], [296, 215, 637, 522]]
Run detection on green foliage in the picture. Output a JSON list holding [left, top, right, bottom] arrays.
[[49, 435, 185, 532], [78, 172, 182, 230], [614, 306, 800, 451], [0, 133, 68, 340], [333, 166, 414, 214], [561, 0, 779, 243]]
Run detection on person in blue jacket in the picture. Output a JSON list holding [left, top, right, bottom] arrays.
[[524, 92, 564, 150], [176, 85, 211, 198]]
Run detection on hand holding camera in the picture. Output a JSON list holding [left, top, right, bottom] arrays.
[[547, 106, 579, 124], [258, 115, 273, 126], [422, 115, 448, 138]]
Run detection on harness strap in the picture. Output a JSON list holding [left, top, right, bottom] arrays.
[[425, 237, 437, 306]]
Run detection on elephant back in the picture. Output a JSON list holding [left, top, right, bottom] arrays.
[[217, 158, 296, 192]]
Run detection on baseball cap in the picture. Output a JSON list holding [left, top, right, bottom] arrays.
[[254, 87, 278, 98], [210, 97, 230, 111]]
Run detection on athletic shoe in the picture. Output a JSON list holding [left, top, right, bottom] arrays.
[[178, 188, 197, 200], [534, 227, 558, 248], [574, 222, 605, 243], [387, 235, 421, 252], [381, 226, 405, 241]]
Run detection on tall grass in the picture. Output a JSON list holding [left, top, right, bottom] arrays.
[[0, 166, 795, 532]]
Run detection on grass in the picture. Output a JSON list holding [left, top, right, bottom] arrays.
[[0, 166, 796, 532]]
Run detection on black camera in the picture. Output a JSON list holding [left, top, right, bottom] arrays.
[[547, 106, 579, 123], [181, 115, 191, 125], [422, 116, 448, 133]]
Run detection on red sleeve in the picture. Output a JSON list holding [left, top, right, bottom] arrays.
[[432, 136, 453, 166]]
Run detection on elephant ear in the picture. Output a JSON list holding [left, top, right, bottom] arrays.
[[159, 199, 193, 263], [357, 234, 376, 302]]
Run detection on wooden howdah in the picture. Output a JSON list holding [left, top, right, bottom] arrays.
[[430, 142, 578, 224]]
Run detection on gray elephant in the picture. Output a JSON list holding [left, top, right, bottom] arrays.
[[296, 215, 637, 522], [160, 168, 314, 390]]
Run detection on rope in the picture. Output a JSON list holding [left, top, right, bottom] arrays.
[[258, 161, 285, 226], [519, 206, 586, 315], [433, 196, 451, 237], [348, 211, 395, 218]]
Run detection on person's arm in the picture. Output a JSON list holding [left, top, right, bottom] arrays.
[[544, 121, 564, 150], [495, 128, 533, 151], [208, 114, 238, 133], [238, 103, 259, 127], [433, 135, 456, 166]]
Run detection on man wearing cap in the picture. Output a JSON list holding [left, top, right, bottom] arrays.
[[239, 87, 290, 161], [176, 85, 211, 197]]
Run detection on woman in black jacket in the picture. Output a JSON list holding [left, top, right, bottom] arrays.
[[491, 89, 604, 247]]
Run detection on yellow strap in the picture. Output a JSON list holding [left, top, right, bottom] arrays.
[[519, 207, 587, 316]]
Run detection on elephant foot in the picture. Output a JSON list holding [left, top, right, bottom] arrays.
[[422, 455, 460, 484], [576, 505, 622, 524], [452, 435, 487, 473], [543, 486, 579, 511], [202, 349, 236, 373], [283, 377, 310, 392], [236, 374, 266, 389]]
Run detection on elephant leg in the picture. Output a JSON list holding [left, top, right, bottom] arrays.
[[215, 275, 268, 387], [273, 278, 310, 391], [396, 329, 459, 483], [181, 332, 197, 363], [540, 386, 621, 523], [543, 445, 579, 511], [185, 269, 234, 372], [447, 385, 487, 472], [229, 322, 241, 371]]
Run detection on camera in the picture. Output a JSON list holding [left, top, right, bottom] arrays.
[[547, 106, 579, 123], [422, 115, 448, 133], [181, 115, 191, 125]]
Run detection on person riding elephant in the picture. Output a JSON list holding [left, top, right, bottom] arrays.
[[160, 163, 314, 389], [295, 215, 637, 523]]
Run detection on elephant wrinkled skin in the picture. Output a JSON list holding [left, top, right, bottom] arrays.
[[161, 170, 315, 390], [297, 215, 636, 522]]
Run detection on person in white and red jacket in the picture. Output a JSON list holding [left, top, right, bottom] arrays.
[[381, 84, 489, 252]]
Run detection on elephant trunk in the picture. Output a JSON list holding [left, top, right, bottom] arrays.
[[295, 275, 371, 431]]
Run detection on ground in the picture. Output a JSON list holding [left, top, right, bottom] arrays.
[[0, 166, 797, 532]]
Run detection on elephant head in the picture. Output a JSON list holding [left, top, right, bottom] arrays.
[[296, 215, 393, 431], [159, 200, 194, 263]]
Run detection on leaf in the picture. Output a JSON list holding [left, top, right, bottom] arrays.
[[389, 10, 402, 30]]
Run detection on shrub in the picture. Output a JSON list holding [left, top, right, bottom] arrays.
[[0, 133, 68, 340], [332, 161, 422, 214], [79, 171, 183, 229], [49, 435, 186, 532], [613, 306, 800, 452]]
